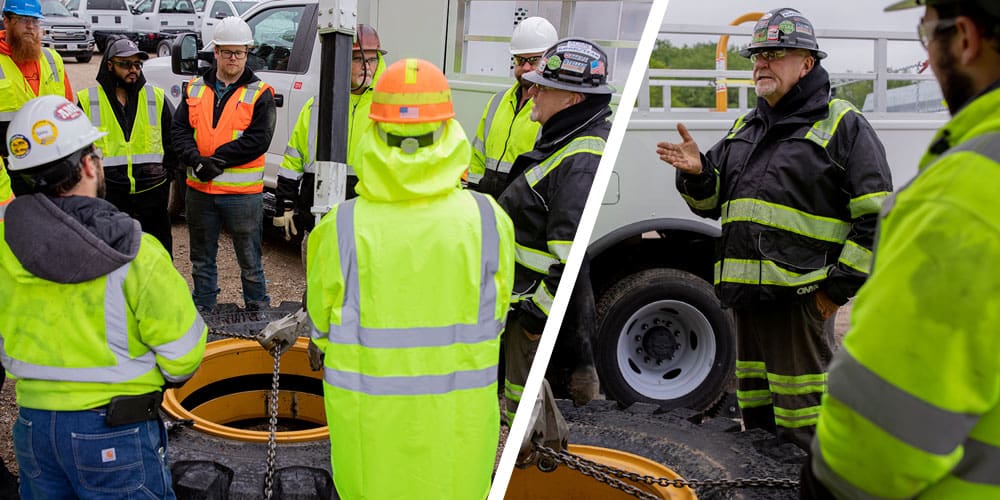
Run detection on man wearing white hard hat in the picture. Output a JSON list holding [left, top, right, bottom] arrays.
[[171, 16, 277, 314], [0, 95, 206, 499], [468, 16, 557, 197]]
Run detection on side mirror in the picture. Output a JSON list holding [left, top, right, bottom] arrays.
[[213, 12, 225, 19], [171, 32, 202, 75]]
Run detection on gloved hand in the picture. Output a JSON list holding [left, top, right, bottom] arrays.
[[256, 308, 310, 356], [272, 209, 298, 241], [307, 339, 325, 371], [193, 156, 224, 182]]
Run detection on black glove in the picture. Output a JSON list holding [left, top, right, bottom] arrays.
[[193, 156, 224, 182]]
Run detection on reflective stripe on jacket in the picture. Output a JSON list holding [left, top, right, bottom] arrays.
[[0, 231, 207, 411], [0, 49, 65, 122], [0, 157, 11, 219], [812, 85, 1000, 499], [469, 83, 540, 198], [307, 187, 514, 500], [78, 85, 166, 194], [677, 75, 893, 308], [185, 77, 273, 194]]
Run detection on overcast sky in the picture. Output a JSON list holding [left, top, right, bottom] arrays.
[[660, 0, 929, 74]]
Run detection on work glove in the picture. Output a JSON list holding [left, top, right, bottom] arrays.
[[307, 339, 325, 371], [256, 308, 310, 356], [193, 156, 224, 182], [273, 209, 298, 241]]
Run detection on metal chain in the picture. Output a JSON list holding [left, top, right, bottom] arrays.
[[263, 349, 281, 499], [535, 444, 799, 497], [533, 445, 659, 500]]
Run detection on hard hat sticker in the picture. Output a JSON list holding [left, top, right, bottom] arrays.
[[795, 22, 813, 35], [564, 52, 589, 63], [9, 135, 30, 159], [560, 59, 587, 74], [779, 21, 795, 35], [590, 60, 606, 76], [546, 55, 562, 70], [556, 41, 601, 60], [53, 102, 82, 121], [31, 121, 58, 145], [767, 27, 781, 41], [398, 106, 419, 119], [753, 28, 768, 43]]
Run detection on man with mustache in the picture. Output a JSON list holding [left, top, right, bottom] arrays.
[[77, 38, 177, 255], [0, 0, 74, 491], [657, 8, 893, 454]]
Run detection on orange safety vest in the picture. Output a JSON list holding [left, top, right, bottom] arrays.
[[184, 77, 273, 194]]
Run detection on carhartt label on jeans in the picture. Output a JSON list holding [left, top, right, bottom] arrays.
[[101, 448, 117, 463]]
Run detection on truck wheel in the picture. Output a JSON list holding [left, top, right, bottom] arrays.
[[76, 53, 93, 63], [595, 268, 734, 412], [157, 40, 172, 58]]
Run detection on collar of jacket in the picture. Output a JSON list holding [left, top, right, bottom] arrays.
[[751, 63, 831, 127], [919, 80, 1000, 171], [200, 64, 261, 90], [5, 194, 140, 283], [532, 93, 612, 154]]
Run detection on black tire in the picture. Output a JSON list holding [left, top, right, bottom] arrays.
[[76, 53, 93, 63], [595, 268, 735, 412], [157, 39, 172, 58]]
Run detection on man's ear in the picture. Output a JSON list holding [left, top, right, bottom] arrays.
[[955, 16, 983, 66], [801, 54, 815, 77]]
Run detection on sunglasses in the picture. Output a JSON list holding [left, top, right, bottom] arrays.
[[514, 55, 542, 67], [111, 60, 144, 70], [917, 17, 958, 48]]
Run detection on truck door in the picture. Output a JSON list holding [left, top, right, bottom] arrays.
[[242, 2, 318, 189], [131, 0, 156, 33], [201, 0, 233, 43]]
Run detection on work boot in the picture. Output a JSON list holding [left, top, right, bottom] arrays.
[[567, 365, 601, 405]]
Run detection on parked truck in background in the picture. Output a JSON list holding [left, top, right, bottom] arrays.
[[41, 0, 95, 62], [129, 0, 198, 55], [587, 21, 948, 413]]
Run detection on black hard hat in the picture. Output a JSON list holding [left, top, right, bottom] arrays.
[[885, 0, 1000, 18], [739, 8, 827, 60], [522, 38, 612, 95]]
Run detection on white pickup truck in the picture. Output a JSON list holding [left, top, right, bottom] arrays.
[[129, 0, 199, 55]]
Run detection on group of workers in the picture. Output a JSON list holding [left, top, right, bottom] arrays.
[[0, 2, 613, 497], [658, 0, 1000, 498]]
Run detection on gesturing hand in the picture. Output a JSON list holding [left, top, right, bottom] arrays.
[[656, 123, 703, 175]]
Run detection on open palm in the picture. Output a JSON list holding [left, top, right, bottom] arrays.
[[656, 123, 703, 175]]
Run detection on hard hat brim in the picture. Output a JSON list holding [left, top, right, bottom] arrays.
[[510, 47, 549, 56], [884, 0, 922, 11], [523, 70, 613, 95]]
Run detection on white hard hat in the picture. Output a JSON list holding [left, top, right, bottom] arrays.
[[6, 95, 106, 172], [510, 17, 557, 55], [209, 16, 253, 48]]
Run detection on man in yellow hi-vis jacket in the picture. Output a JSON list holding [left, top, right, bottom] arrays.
[[1, 95, 206, 499]]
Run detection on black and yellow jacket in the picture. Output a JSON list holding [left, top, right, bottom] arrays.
[[677, 64, 893, 309], [499, 94, 611, 334]]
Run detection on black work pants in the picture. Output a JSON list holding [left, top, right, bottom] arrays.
[[104, 180, 173, 257], [733, 297, 834, 450]]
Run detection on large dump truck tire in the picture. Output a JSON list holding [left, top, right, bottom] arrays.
[[595, 268, 735, 412]]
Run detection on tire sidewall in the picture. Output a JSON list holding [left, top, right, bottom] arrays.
[[596, 268, 734, 411]]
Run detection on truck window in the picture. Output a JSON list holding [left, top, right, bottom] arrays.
[[246, 5, 303, 72], [88, 0, 127, 10], [133, 0, 152, 13], [209, 0, 233, 18], [161, 0, 194, 13], [232, 0, 253, 15]]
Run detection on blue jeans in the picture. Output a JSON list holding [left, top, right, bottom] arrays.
[[186, 187, 269, 309], [13, 407, 175, 499]]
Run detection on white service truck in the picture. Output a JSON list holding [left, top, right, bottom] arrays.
[[587, 21, 948, 412]]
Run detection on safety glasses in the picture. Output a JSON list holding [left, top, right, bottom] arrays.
[[111, 60, 144, 70], [514, 55, 542, 67], [917, 17, 958, 48]]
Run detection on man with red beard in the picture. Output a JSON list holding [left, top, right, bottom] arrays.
[[0, 0, 73, 492]]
